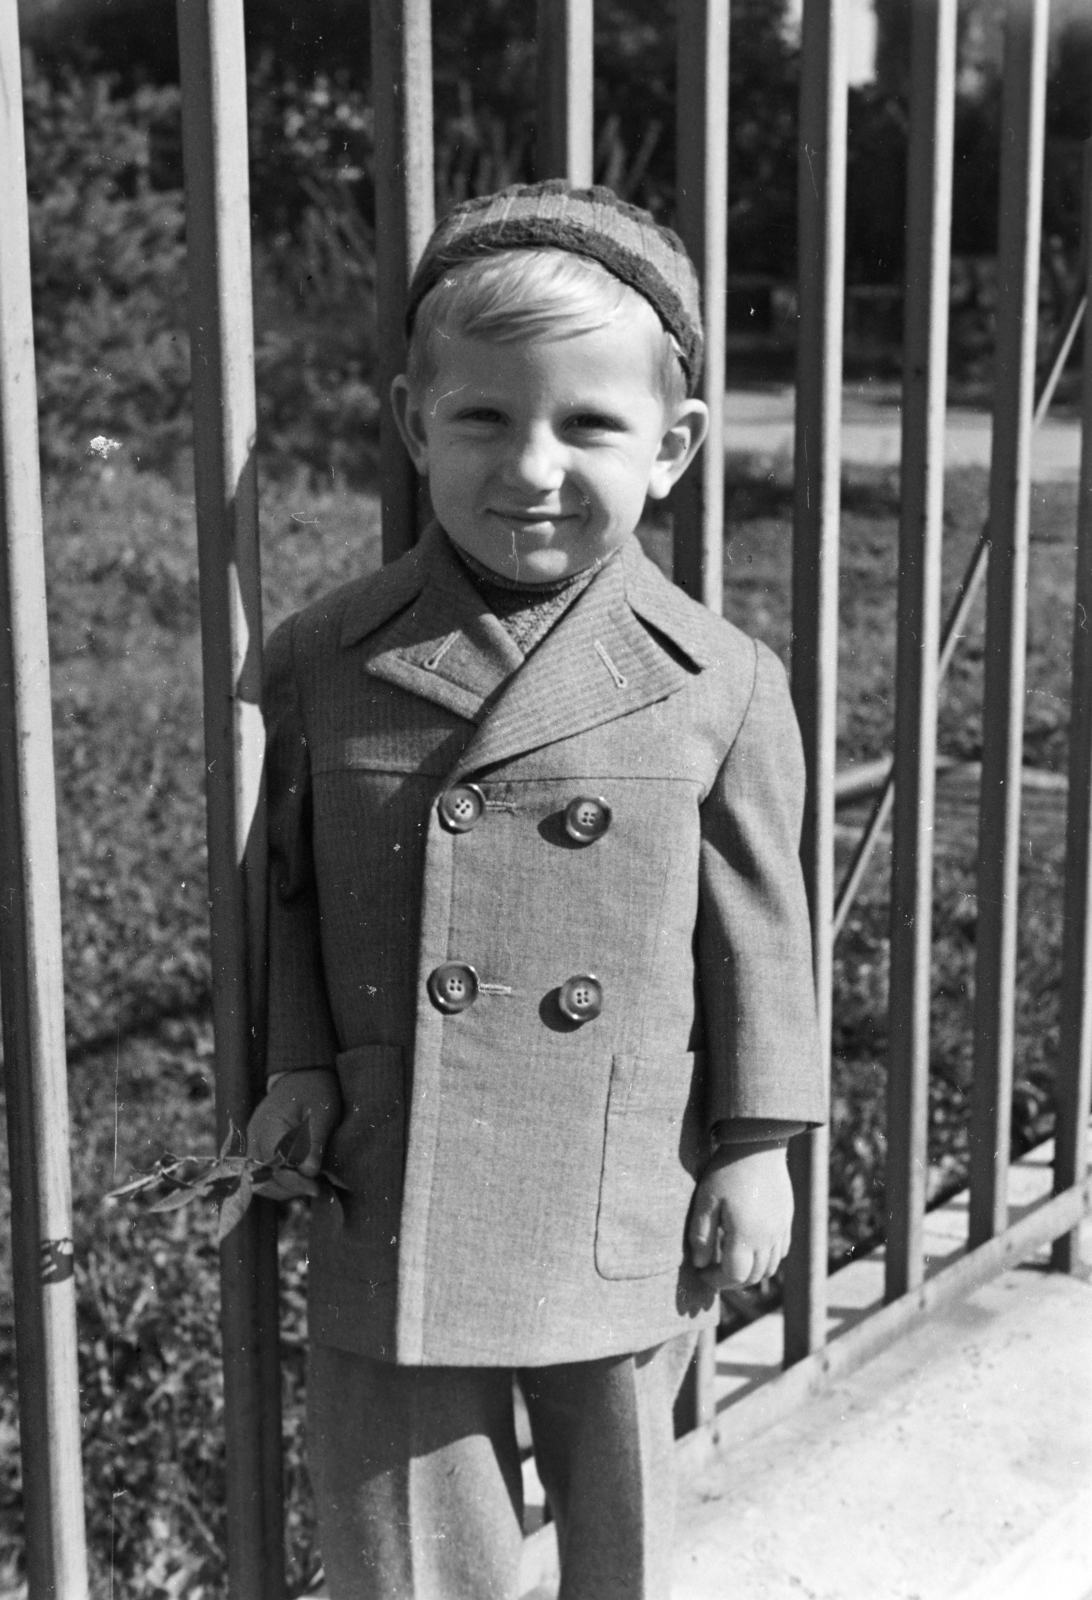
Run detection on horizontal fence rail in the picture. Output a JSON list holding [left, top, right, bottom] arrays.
[[706, 1170, 1092, 1459]]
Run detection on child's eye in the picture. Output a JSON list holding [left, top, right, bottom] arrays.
[[457, 407, 505, 425], [567, 412, 623, 434]]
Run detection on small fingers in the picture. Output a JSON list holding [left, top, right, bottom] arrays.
[[246, 1104, 294, 1167], [750, 1244, 779, 1287], [699, 1239, 791, 1291], [695, 1237, 754, 1289], [719, 1239, 758, 1287], [299, 1101, 343, 1177], [688, 1196, 723, 1270]]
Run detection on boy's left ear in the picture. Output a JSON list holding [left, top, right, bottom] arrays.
[[647, 400, 710, 500]]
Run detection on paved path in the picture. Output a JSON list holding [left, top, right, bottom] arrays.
[[725, 383, 1083, 481], [674, 1252, 1092, 1600], [520, 1138, 1092, 1600]]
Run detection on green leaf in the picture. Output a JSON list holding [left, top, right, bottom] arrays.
[[149, 1185, 206, 1215], [219, 1120, 244, 1161], [200, 1157, 252, 1185], [217, 1172, 254, 1242], [106, 1170, 167, 1201]]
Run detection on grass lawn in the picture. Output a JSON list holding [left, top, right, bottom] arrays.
[[0, 456, 1081, 1597]]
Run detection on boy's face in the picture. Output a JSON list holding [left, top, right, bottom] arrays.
[[392, 301, 708, 584]]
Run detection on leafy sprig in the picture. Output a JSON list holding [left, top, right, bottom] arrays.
[[105, 1118, 343, 1242]]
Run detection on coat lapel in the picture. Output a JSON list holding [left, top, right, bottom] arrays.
[[450, 538, 706, 778], [350, 525, 525, 724]]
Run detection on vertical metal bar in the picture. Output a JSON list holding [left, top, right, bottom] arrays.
[[674, 5, 728, 1413], [885, 0, 957, 1302], [784, 0, 846, 1365], [175, 5, 284, 1598], [832, 284, 1087, 942], [672, 1328, 717, 1435], [968, 0, 1048, 1249], [535, 0, 594, 186], [673, 0, 729, 614], [0, 7, 90, 1595], [1052, 139, 1092, 1274], [372, 0, 435, 564]]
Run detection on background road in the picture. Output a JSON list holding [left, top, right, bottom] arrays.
[[726, 382, 1082, 481]]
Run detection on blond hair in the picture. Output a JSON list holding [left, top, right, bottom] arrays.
[[406, 248, 688, 411]]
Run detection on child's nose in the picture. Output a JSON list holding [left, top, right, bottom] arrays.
[[503, 426, 565, 491]]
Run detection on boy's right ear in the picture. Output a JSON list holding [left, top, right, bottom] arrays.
[[390, 375, 430, 475]]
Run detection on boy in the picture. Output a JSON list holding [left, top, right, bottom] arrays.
[[248, 182, 824, 1600]]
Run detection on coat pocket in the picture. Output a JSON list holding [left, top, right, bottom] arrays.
[[595, 1053, 709, 1280], [324, 1043, 406, 1280]]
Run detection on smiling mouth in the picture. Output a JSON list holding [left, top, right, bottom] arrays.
[[490, 509, 575, 525]]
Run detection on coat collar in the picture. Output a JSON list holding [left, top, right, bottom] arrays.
[[343, 522, 711, 767], [344, 524, 525, 723]]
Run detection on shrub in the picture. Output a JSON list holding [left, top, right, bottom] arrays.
[[23, 66, 191, 473], [22, 58, 383, 485]]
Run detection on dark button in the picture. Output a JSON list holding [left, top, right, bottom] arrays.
[[564, 795, 612, 844], [558, 974, 602, 1023], [438, 784, 485, 832], [428, 962, 479, 1013]]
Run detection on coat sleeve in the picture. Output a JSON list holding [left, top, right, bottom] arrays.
[[263, 615, 340, 1074], [697, 639, 826, 1128]]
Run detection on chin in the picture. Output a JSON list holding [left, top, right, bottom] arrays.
[[463, 538, 580, 584], [513, 549, 575, 582]]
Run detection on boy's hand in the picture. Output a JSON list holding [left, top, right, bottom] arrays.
[[688, 1141, 794, 1289], [246, 1068, 342, 1201]]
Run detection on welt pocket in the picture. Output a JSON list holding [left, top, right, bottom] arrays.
[[595, 1052, 709, 1281]]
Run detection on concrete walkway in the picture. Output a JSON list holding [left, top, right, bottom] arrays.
[[725, 383, 1083, 481], [673, 1249, 1092, 1600], [520, 1137, 1092, 1600]]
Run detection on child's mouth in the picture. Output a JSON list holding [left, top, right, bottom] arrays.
[[490, 510, 575, 530]]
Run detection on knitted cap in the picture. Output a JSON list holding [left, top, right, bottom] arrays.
[[406, 181, 704, 390]]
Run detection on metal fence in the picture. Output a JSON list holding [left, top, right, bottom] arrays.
[[0, 0, 1090, 1596]]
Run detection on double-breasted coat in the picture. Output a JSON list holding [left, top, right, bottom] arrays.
[[264, 523, 825, 1367]]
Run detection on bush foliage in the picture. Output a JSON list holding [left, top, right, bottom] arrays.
[[24, 69, 190, 474], [23, 60, 380, 482]]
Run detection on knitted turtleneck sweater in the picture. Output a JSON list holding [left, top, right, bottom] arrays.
[[448, 536, 616, 657]]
